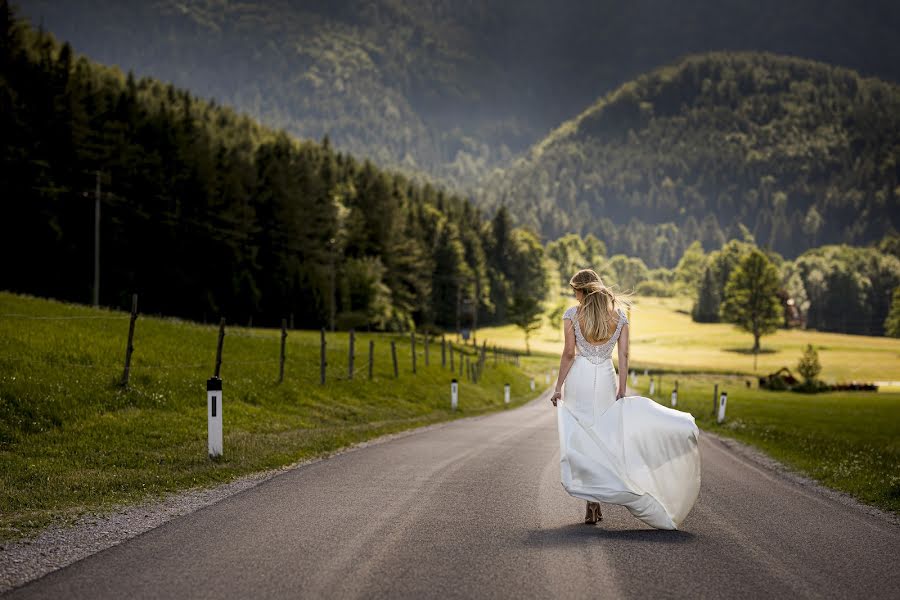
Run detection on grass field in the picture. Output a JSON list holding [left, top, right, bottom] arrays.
[[630, 373, 900, 513], [0, 292, 555, 541], [480, 295, 900, 383]]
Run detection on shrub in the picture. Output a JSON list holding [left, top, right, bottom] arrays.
[[797, 344, 822, 383]]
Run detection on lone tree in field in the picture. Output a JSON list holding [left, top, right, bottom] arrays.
[[509, 289, 544, 354], [507, 230, 550, 354], [720, 249, 782, 365], [797, 344, 822, 388]]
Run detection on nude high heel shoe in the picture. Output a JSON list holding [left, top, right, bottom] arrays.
[[585, 501, 602, 524]]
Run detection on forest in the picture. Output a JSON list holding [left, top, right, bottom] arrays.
[[545, 230, 900, 337], [481, 52, 900, 267], [0, 3, 547, 331]]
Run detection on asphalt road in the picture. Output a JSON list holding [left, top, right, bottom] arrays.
[[9, 391, 900, 599]]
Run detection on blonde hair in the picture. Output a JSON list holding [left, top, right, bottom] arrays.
[[569, 269, 633, 343]]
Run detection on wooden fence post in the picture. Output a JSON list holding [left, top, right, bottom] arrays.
[[441, 335, 446, 368], [410, 332, 417, 374], [279, 318, 287, 383], [424, 334, 430, 367], [214, 318, 226, 378], [368, 340, 374, 380], [349, 329, 355, 380], [320, 328, 326, 385], [449, 344, 454, 371], [713, 383, 718, 417], [391, 340, 399, 378], [120, 293, 138, 388]]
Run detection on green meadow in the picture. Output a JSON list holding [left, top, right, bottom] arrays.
[[482, 295, 900, 384], [0, 292, 554, 540]]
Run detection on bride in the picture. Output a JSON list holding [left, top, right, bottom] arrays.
[[550, 269, 701, 529]]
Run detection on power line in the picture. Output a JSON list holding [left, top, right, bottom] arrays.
[[0, 314, 129, 320]]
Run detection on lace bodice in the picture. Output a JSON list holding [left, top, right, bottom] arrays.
[[563, 305, 628, 364]]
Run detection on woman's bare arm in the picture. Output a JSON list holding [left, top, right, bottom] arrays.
[[616, 323, 629, 400], [550, 320, 577, 406]]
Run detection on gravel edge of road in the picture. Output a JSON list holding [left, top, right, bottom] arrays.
[[2, 390, 896, 594], [0, 400, 532, 596]]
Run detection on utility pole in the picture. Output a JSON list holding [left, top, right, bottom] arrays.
[[329, 237, 336, 332], [93, 170, 101, 307], [455, 281, 462, 343], [472, 276, 479, 346]]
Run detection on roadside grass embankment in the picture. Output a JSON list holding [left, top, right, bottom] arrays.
[[0, 292, 556, 540]]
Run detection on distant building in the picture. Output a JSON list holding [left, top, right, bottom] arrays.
[[777, 291, 804, 328]]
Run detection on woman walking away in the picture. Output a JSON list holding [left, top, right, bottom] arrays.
[[551, 269, 701, 529]]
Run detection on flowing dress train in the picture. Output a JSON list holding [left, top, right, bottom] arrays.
[[557, 306, 701, 530]]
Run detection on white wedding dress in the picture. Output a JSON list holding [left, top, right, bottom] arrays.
[[556, 306, 701, 530]]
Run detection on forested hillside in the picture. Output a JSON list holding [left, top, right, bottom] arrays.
[[480, 52, 900, 267], [0, 3, 546, 330], [17, 0, 900, 187]]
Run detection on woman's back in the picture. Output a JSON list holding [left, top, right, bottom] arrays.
[[563, 306, 628, 363]]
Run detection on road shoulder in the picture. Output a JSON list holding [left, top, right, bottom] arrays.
[[702, 429, 899, 527]]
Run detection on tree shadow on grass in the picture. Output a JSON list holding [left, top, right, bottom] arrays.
[[525, 523, 696, 547], [723, 347, 778, 355]]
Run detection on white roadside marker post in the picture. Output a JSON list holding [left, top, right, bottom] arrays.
[[530, 378, 535, 391], [630, 370, 637, 386], [545, 372, 550, 384], [649, 376, 655, 396], [207, 376, 223, 458], [451, 378, 458, 411], [504, 383, 511, 405], [717, 391, 728, 423], [671, 380, 678, 407]]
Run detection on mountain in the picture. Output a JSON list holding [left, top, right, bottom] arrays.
[[17, 0, 900, 188], [479, 52, 900, 267]]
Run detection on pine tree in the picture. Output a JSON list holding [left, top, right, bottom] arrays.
[[692, 266, 720, 322], [885, 287, 900, 338]]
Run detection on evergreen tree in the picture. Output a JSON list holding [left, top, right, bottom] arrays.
[[692, 266, 721, 322], [885, 287, 900, 338]]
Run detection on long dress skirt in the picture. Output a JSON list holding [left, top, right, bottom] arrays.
[[556, 355, 701, 530]]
